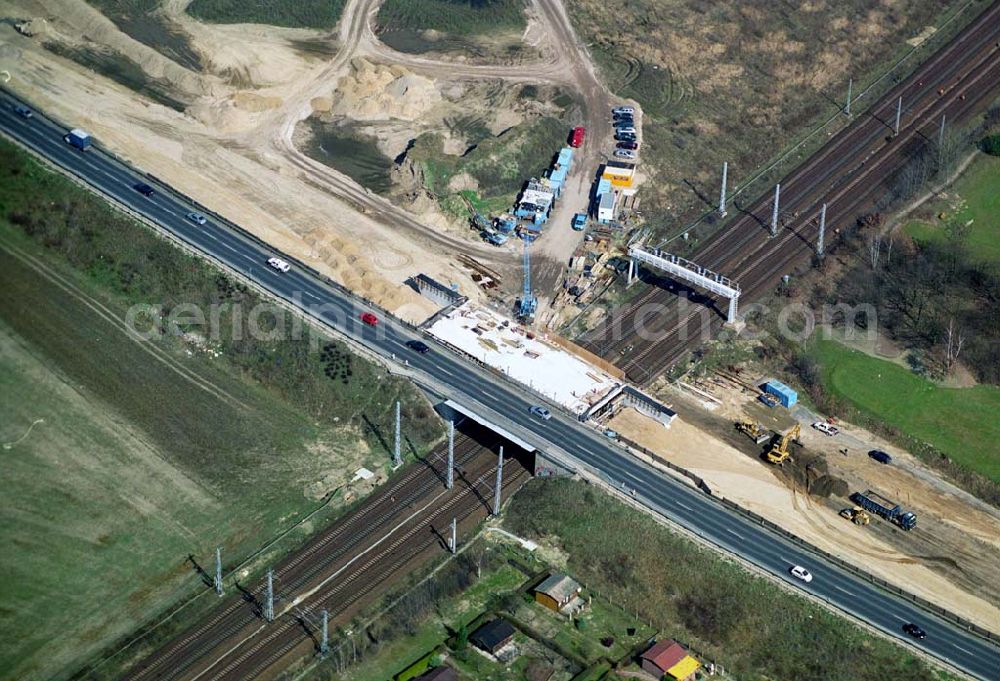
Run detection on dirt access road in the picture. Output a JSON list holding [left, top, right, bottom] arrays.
[[263, 0, 617, 300], [606, 382, 1000, 633], [1, 0, 612, 318]]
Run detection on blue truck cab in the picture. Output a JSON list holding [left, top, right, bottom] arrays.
[[572, 213, 587, 231]]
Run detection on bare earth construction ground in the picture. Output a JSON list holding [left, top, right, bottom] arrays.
[[606, 387, 1000, 632]]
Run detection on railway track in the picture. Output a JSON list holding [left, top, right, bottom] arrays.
[[126, 426, 504, 681], [619, 43, 1000, 379], [202, 458, 530, 681], [578, 0, 1000, 383]]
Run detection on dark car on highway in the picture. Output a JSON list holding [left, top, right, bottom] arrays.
[[13, 104, 33, 119], [903, 622, 926, 639], [406, 339, 430, 354], [133, 182, 155, 197]]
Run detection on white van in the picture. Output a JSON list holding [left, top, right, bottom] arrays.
[[267, 257, 291, 273]]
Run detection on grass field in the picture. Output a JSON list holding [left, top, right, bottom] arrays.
[[905, 153, 1000, 263], [812, 340, 1000, 482], [315, 536, 655, 681], [334, 557, 528, 681], [572, 0, 980, 242], [377, 0, 527, 37], [186, 0, 346, 30], [409, 115, 568, 218], [0, 141, 440, 680], [502, 479, 958, 681]]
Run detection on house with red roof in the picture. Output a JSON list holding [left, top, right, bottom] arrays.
[[639, 639, 700, 681]]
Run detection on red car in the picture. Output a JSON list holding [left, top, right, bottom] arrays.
[[360, 312, 378, 326], [570, 126, 585, 147]]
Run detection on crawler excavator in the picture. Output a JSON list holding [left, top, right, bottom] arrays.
[[765, 424, 801, 465]]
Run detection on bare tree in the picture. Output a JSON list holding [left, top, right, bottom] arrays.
[[944, 318, 966, 374], [868, 235, 882, 270]]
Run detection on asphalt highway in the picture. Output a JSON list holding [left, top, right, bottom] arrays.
[[1, 90, 998, 680]]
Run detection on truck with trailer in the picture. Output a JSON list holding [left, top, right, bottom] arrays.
[[64, 128, 93, 151], [850, 489, 917, 530], [763, 380, 798, 408]]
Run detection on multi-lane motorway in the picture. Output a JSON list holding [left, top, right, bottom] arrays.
[[1, 90, 998, 679]]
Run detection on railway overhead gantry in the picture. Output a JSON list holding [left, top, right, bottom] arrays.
[[627, 245, 742, 324]]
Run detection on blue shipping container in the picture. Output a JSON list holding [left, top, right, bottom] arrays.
[[764, 380, 797, 408]]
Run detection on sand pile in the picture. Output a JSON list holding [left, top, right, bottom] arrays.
[[26, 0, 212, 97], [329, 58, 441, 121]]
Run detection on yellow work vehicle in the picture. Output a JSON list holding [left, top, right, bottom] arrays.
[[766, 424, 801, 465], [840, 507, 871, 526], [736, 420, 771, 445]]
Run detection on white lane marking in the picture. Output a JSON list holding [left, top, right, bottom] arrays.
[[675, 500, 692, 511], [890, 613, 910, 623], [726, 528, 744, 540], [833, 584, 856, 597], [952, 643, 973, 655]]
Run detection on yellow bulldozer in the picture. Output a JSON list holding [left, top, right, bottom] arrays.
[[840, 507, 871, 526], [736, 420, 771, 444], [765, 424, 801, 465]]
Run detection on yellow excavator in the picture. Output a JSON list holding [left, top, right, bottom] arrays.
[[766, 424, 801, 465], [840, 507, 871, 526]]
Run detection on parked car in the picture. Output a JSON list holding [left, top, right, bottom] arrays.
[[614, 149, 637, 160], [406, 339, 430, 354], [617, 141, 638, 150], [789, 565, 813, 583], [186, 212, 207, 225], [868, 449, 892, 464], [812, 421, 839, 436], [903, 622, 926, 639], [570, 126, 586, 147], [612, 106, 635, 116], [266, 257, 291, 273], [133, 182, 155, 197], [529, 405, 552, 421], [13, 104, 33, 119], [360, 312, 379, 326], [615, 132, 636, 143], [614, 116, 634, 126], [615, 126, 637, 135]]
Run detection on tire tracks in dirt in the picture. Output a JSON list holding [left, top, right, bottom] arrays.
[[260, 0, 616, 277]]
